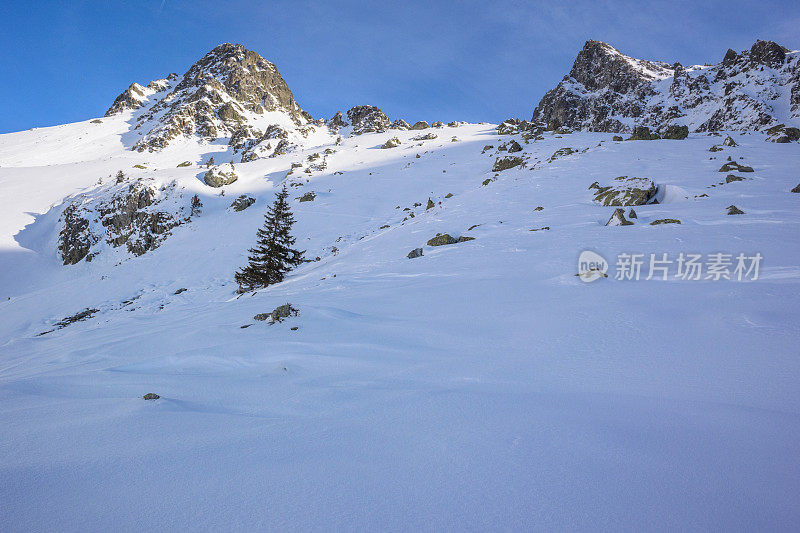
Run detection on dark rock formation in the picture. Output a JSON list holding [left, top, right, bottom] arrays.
[[492, 156, 525, 172], [57, 180, 190, 265], [590, 177, 657, 206], [346, 105, 391, 135], [427, 234, 458, 246], [531, 39, 800, 133], [230, 195, 256, 211]]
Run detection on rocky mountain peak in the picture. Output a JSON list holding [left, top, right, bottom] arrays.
[[532, 39, 799, 133], [568, 40, 673, 93], [748, 40, 789, 67], [105, 43, 312, 153], [172, 43, 303, 117]]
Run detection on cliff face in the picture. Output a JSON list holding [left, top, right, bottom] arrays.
[[532, 40, 800, 133]]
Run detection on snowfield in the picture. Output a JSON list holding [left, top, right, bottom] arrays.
[[1, 112, 800, 531]]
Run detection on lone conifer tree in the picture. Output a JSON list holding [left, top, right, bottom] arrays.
[[235, 185, 303, 292]]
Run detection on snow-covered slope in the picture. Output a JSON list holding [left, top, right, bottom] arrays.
[[533, 39, 800, 133], [2, 43, 800, 531]]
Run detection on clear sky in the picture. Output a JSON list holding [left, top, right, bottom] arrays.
[[1, 0, 799, 134]]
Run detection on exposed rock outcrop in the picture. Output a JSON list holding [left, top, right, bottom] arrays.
[[492, 156, 525, 172], [203, 164, 238, 187], [58, 180, 190, 264], [532, 39, 800, 133], [346, 105, 391, 135], [590, 177, 658, 206]]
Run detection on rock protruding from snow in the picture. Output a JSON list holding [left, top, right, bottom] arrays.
[[58, 180, 190, 264], [346, 105, 391, 135], [230, 195, 256, 212], [203, 164, 239, 187], [590, 177, 657, 206], [381, 137, 401, 149], [605, 208, 634, 226], [328, 111, 348, 130], [532, 39, 800, 133]]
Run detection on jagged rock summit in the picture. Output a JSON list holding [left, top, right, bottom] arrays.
[[532, 39, 800, 133], [106, 43, 448, 155], [106, 43, 314, 153]]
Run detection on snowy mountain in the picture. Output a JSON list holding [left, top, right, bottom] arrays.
[[532, 39, 800, 134], [2, 42, 800, 530]]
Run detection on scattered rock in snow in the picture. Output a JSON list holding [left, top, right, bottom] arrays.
[[253, 303, 298, 323], [547, 147, 576, 162], [650, 218, 681, 225], [493, 156, 525, 172], [718, 161, 754, 173], [407, 247, 423, 259], [143, 393, 160, 400], [297, 191, 315, 202], [272, 303, 298, 323], [410, 121, 429, 130], [590, 176, 657, 206], [606, 208, 634, 226], [427, 234, 458, 246], [39, 307, 100, 336], [727, 205, 745, 215], [381, 137, 401, 149], [230, 195, 256, 211], [177, 161, 192, 167], [204, 164, 238, 187]]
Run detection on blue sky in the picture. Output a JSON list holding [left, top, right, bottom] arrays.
[[1, 0, 799, 133]]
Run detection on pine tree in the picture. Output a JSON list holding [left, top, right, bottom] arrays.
[[235, 185, 304, 292], [190, 194, 202, 216]]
